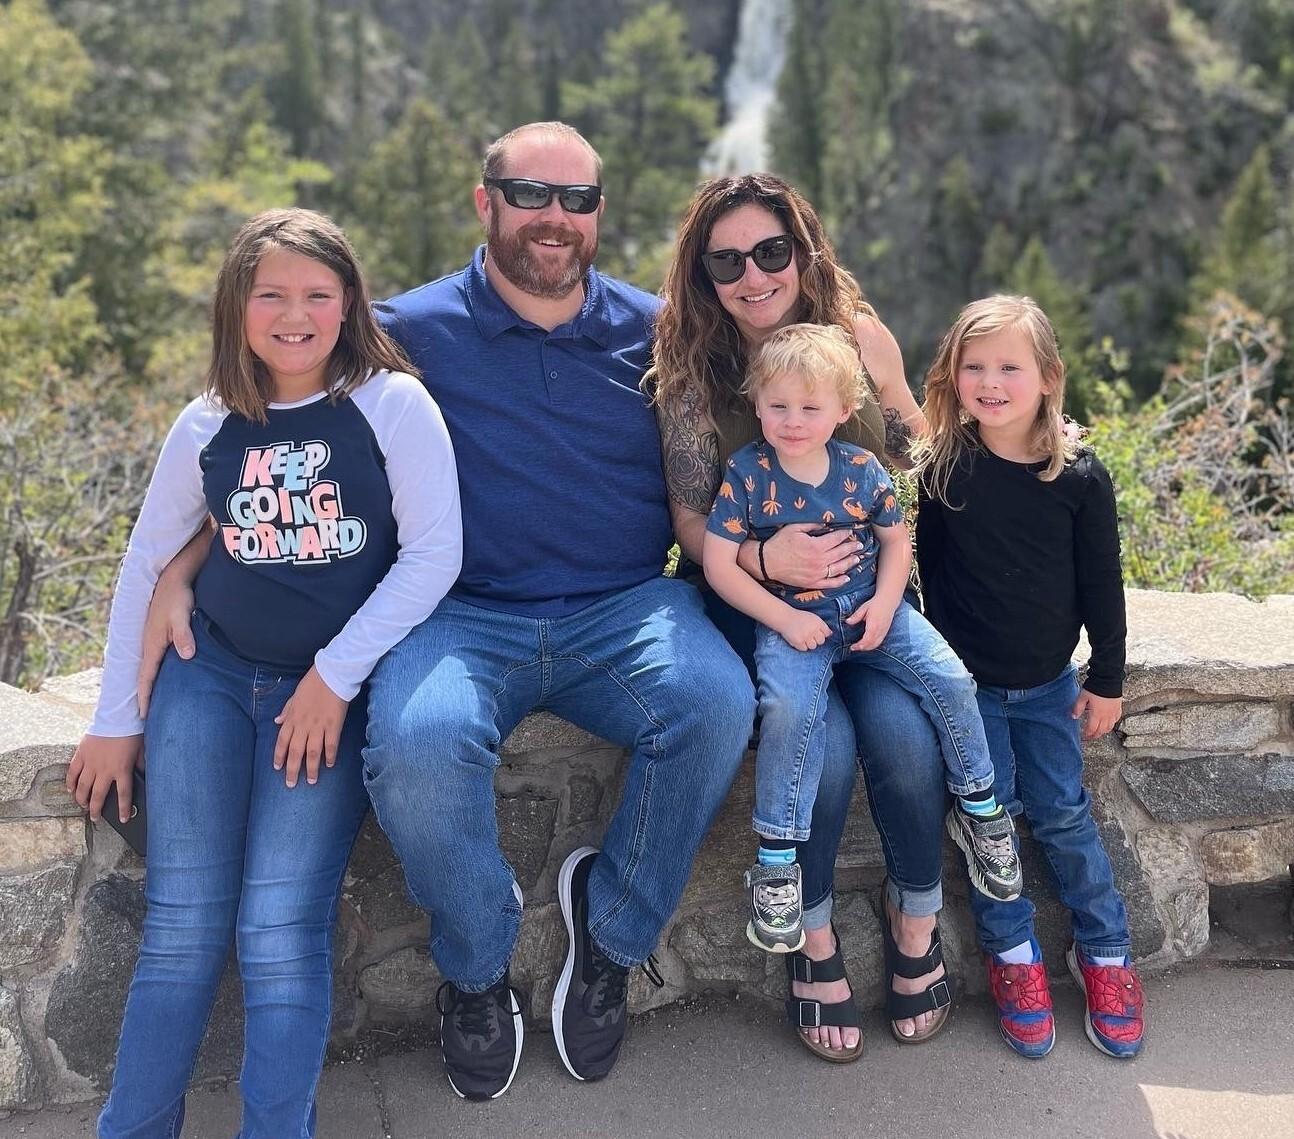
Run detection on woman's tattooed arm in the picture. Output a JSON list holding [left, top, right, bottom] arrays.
[[658, 385, 721, 513]]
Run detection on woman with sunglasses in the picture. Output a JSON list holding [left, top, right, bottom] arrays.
[[648, 174, 950, 1059]]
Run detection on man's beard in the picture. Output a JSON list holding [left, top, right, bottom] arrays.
[[487, 214, 597, 300]]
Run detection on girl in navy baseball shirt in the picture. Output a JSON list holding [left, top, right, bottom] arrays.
[[69, 209, 461, 1138]]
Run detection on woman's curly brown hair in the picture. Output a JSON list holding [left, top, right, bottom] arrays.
[[647, 173, 874, 420]]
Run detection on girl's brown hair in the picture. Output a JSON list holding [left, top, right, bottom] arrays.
[[647, 174, 875, 420], [913, 294, 1076, 504], [207, 208, 415, 422]]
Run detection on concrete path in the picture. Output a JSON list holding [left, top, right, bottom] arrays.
[[4, 963, 1291, 1139]]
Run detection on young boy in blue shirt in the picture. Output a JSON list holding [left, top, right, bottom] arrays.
[[703, 323, 1021, 954]]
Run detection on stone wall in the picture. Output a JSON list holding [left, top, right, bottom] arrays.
[[2, 589, 1292, 1110]]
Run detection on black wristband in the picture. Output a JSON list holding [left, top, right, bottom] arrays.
[[757, 538, 770, 583]]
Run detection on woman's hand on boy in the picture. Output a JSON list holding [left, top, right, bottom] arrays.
[[777, 609, 832, 651], [1072, 689, 1122, 740], [274, 667, 349, 788], [845, 595, 897, 651], [761, 524, 862, 590], [66, 734, 142, 823]]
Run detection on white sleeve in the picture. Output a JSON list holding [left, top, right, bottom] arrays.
[[89, 397, 227, 737], [313, 372, 462, 699]]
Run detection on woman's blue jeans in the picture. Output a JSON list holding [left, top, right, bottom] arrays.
[[362, 576, 755, 987], [969, 665, 1131, 958], [99, 619, 369, 1139], [701, 588, 946, 925]]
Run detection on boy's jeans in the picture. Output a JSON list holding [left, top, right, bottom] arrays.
[[362, 576, 754, 988], [752, 594, 992, 842], [100, 617, 369, 1139], [969, 665, 1131, 958]]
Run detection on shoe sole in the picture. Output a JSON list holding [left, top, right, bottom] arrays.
[[945, 810, 1023, 902], [746, 920, 805, 954], [553, 845, 599, 1081], [1065, 946, 1141, 1060], [442, 880, 526, 1101]]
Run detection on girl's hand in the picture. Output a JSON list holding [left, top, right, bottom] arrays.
[[273, 667, 349, 788], [776, 609, 832, 652], [846, 596, 897, 652], [66, 735, 143, 823], [761, 524, 862, 591], [1072, 689, 1122, 741], [137, 574, 196, 720]]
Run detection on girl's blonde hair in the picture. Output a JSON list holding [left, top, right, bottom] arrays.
[[208, 208, 415, 422], [743, 323, 869, 410], [646, 173, 875, 419], [914, 294, 1076, 504]]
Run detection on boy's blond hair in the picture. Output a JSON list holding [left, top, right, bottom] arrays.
[[741, 323, 868, 409], [913, 294, 1077, 504]]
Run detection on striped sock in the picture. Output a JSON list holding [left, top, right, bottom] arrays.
[[757, 844, 797, 866], [959, 793, 1000, 817]]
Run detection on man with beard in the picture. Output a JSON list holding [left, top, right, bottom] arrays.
[[368, 122, 755, 1099]]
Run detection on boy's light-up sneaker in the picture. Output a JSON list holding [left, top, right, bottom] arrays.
[[946, 804, 1023, 901], [745, 860, 806, 953]]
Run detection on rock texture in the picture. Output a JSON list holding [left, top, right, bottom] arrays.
[[1, 588, 1291, 1110]]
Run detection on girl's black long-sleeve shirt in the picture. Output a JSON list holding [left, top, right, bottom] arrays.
[[916, 445, 1126, 698]]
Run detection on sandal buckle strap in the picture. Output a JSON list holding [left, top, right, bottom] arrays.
[[928, 979, 952, 1009], [792, 956, 814, 983], [797, 1000, 821, 1029]]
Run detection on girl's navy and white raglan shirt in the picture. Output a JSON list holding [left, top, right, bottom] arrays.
[[90, 370, 462, 737]]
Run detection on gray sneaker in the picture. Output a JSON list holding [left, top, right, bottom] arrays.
[[745, 861, 806, 953], [946, 805, 1023, 901]]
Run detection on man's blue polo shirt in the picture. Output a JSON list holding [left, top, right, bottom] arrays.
[[375, 246, 672, 617]]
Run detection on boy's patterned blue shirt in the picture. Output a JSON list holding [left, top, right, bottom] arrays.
[[707, 439, 903, 607]]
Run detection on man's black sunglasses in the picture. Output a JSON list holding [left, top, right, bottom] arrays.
[[483, 177, 603, 214], [700, 234, 795, 285]]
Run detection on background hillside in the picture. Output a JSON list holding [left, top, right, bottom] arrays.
[[3, 0, 1292, 686]]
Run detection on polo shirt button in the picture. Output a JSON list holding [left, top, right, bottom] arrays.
[[549, 370, 558, 379]]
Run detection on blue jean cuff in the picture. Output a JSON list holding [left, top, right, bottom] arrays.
[[885, 876, 943, 918], [752, 821, 811, 843], [948, 773, 996, 797], [1076, 942, 1132, 961], [802, 891, 833, 932]]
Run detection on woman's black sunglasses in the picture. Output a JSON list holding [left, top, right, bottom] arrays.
[[484, 177, 603, 214], [700, 235, 795, 285]]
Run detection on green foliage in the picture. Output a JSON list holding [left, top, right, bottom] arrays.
[[563, 3, 717, 289], [346, 100, 480, 298], [1090, 295, 1294, 597], [271, 0, 324, 156]]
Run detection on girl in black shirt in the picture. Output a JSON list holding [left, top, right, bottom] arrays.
[[913, 295, 1145, 1061]]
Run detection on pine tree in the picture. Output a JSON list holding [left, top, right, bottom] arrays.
[[272, 0, 323, 157], [562, 3, 717, 288]]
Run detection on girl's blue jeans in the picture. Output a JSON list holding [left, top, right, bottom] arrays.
[[751, 595, 992, 841], [969, 665, 1131, 959], [99, 617, 369, 1139], [361, 576, 755, 987], [701, 587, 947, 925]]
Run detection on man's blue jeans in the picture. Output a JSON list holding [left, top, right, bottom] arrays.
[[701, 588, 947, 925], [100, 618, 369, 1139], [969, 665, 1131, 958], [362, 576, 754, 988], [751, 596, 992, 841]]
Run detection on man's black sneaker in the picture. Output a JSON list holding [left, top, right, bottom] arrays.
[[436, 971, 524, 1100], [553, 846, 629, 1081]]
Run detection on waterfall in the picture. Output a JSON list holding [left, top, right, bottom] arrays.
[[701, 0, 794, 176]]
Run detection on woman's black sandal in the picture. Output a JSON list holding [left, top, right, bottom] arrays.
[[784, 930, 864, 1063], [880, 889, 953, 1045]]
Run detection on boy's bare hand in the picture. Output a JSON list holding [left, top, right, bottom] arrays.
[[1072, 689, 1122, 740], [846, 596, 897, 651], [776, 609, 832, 651], [66, 734, 143, 823], [273, 667, 349, 788]]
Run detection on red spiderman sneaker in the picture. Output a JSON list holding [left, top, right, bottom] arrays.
[[1066, 945, 1145, 1059], [986, 941, 1055, 1058]]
